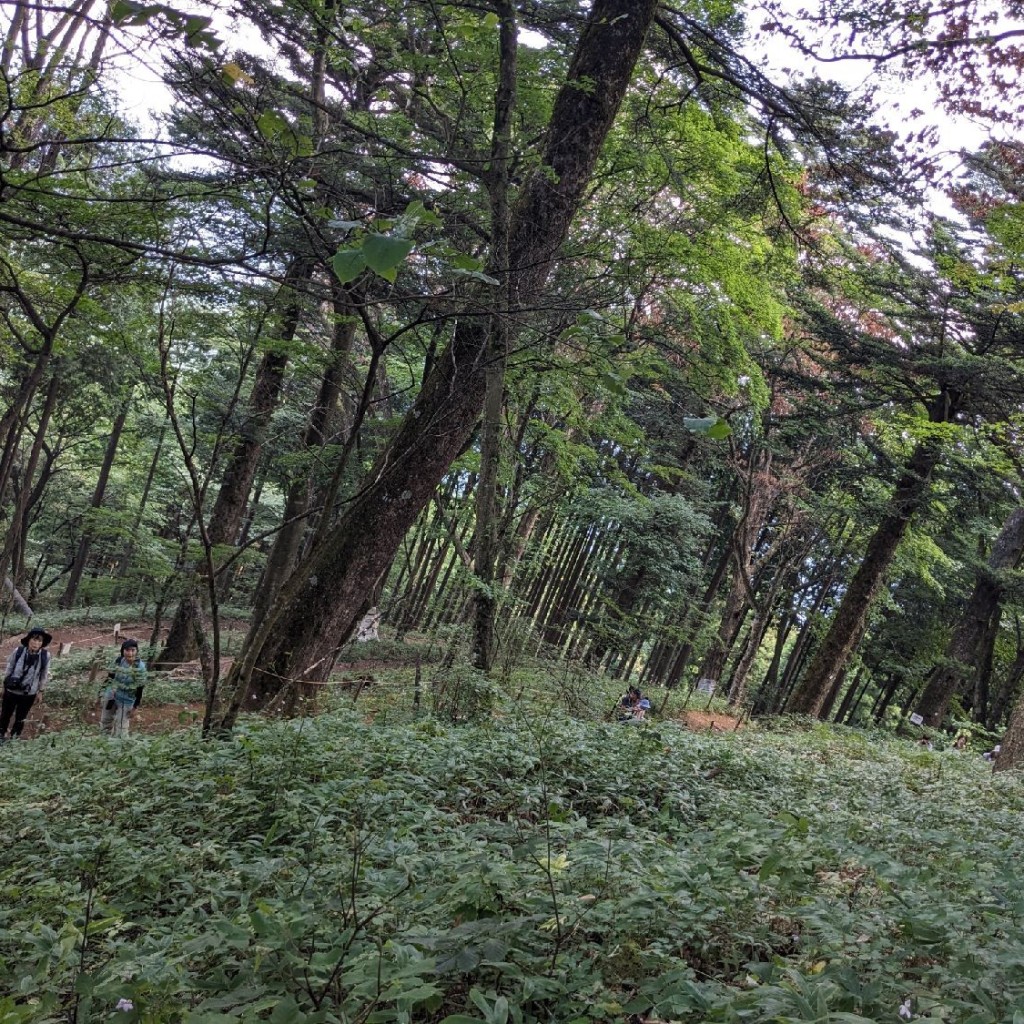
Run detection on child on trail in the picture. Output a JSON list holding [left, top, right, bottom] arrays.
[[0, 626, 52, 742], [101, 638, 147, 738]]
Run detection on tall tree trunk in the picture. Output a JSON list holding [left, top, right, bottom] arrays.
[[988, 620, 1024, 729], [662, 537, 733, 688], [915, 506, 1024, 726], [472, 0, 516, 672], [253, 289, 355, 621], [217, 0, 662, 726], [157, 267, 308, 667], [111, 421, 167, 601], [786, 430, 946, 718], [833, 663, 868, 724], [994, 691, 1024, 771], [0, 367, 59, 586], [58, 396, 130, 608]]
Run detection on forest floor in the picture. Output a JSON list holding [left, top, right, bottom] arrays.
[[3, 621, 745, 739]]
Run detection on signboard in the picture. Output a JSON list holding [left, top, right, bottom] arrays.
[[696, 678, 717, 695], [908, 713, 924, 725]]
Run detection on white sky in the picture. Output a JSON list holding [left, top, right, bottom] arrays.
[[107, 3, 999, 210]]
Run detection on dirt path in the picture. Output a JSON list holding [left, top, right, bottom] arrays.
[[2, 621, 208, 739], [675, 709, 745, 732], [3, 622, 745, 740]]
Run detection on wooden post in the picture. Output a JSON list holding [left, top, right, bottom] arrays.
[[88, 653, 104, 687]]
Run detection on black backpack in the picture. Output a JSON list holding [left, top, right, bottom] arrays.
[[4, 647, 48, 695]]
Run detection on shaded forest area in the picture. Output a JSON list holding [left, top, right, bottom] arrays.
[[3, 0, 1024, 758]]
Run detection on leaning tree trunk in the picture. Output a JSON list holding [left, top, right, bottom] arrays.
[[915, 506, 1024, 727], [216, 0, 662, 726], [786, 432, 945, 718]]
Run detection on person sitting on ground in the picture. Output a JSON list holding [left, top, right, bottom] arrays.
[[618, 686, 651, 721], [0, 626, 52, 743], [101, 638, 147, 738], [619, 686, 641, 716]]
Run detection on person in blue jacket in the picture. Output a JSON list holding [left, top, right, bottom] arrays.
[[100, 638, 146, 737]]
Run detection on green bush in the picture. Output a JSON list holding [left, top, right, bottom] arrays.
[[1, 714, 1022, 1022]]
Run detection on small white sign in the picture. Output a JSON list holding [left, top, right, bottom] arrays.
[[697, 677, 717, 695], [909, 713, 924, 725]]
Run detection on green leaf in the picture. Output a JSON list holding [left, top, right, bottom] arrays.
[[601, 373, 628, 397], [256, 110, 290, 140], [184, 15, 213, 39], [363, 234, 414, 278], [331, 249, 367, 284], [683, 415, 731, 439], [269, 996, 305, 1023], [450, 253, 484, 271], [110, 0, 146, 23], [402, 199, 442, 228]]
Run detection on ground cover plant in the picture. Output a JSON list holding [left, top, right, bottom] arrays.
[[1, 708, 1023, 1023]]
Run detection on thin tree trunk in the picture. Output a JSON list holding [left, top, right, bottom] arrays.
[[158, 268, 309, 667], [916, 506, 1024, 726], [787, 430, 946, 718], [833, 664, 868, 724], [58, 396, 130, 608], [111, 421, 167, 601], [1, 367, 59, 586], [472, 0, 516, 672]]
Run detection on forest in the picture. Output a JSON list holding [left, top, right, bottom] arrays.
[[2, 0, 1024, 1020]]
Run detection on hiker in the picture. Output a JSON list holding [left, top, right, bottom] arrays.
[[101, 638, 147, 738], [1, 626, 52, 742], [618, 686, 651, 721]]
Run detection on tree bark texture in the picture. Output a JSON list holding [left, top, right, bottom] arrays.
[[915, 506, 1024, 727], [220, 0, 661, 722], [157, 266, 309, 668], [785, 436, 944, 718], [254, 289, 355, 621], [994, 692, 1024, 772]]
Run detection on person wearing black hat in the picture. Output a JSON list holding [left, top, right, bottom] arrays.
[[1, 626, 52, 742], [100, 638, 146, 737]]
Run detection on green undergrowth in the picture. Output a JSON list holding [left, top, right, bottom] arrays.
[[1, 714, 1022, 1023]]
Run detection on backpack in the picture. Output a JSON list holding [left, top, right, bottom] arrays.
[[3, 647, 48, 695]]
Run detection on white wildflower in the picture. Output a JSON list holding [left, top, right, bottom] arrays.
[[116, 998, 135, 1012], [898, 998, 913, 1020]]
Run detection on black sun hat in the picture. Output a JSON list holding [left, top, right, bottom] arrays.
[[21, 626, 53, 647]]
